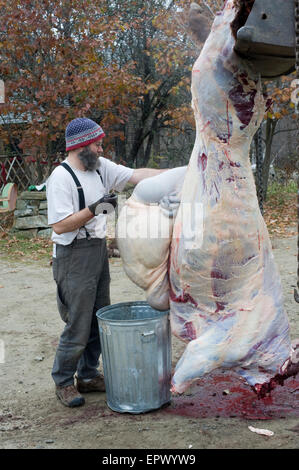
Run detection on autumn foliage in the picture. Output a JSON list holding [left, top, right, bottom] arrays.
[[0, 1, 147, 159], [0, 0, 199, 168], [0, 0, 296, 173]]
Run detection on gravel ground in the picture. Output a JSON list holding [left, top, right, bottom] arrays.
[[0, 236, 298, 450]]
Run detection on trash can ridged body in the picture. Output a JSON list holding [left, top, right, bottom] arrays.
[[97, 301, 171, 414]]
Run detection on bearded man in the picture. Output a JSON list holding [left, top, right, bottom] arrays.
[[47, 118, 167, 407]]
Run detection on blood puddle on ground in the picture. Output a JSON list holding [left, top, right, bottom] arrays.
[[163, 371, 299, 420]]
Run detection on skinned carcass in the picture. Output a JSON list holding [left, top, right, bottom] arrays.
[[116, 0, 299, 398]]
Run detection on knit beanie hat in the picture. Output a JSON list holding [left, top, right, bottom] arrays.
[[65, 118, 105, 151]]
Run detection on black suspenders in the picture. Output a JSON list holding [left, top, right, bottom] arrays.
[[60, 162, 104, 239]]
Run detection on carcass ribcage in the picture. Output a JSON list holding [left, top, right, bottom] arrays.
[[170, 0, 292, 393], [116, 195, 174, 311], [117, 163, 187, 311]]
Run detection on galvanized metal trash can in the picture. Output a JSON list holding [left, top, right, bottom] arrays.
[[96, 301, 171, 414]]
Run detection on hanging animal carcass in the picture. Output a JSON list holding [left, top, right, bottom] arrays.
[[116, 0, 299, 398]]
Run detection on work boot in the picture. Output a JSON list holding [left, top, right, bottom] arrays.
[[75, 374, 106, 393], [55, 384, 85, 407]]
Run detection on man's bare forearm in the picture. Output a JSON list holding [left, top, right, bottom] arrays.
[[52, 208, 94, 235], [128, 168, 167, 185]]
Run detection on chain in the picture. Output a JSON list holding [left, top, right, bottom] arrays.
[[295, 0, 299, 303], [256, 125, 264, 215]]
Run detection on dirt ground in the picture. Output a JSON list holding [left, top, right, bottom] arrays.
[[0, 236, 298, 450]]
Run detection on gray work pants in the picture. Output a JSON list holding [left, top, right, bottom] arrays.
[[51, 238, 110, 387]]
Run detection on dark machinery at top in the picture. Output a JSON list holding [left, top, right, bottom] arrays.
[[235, 0, 295, 78]]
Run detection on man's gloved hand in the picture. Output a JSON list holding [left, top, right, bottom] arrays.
[[88, 193, 118, 216], [159, 193, 181, 219]]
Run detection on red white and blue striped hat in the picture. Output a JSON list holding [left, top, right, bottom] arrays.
[[65, 118, 105, 151]]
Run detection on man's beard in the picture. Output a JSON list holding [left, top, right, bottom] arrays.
[[77, 147, 101, 171]]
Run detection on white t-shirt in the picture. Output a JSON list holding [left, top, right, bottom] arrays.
[[47, 157, 133, 254]]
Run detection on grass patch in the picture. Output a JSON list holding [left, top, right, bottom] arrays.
[[0, 234, 53, 263], [267, 181, 297, 204]]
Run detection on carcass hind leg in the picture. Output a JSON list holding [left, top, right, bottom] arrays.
[[170, 319, 237, 394]]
